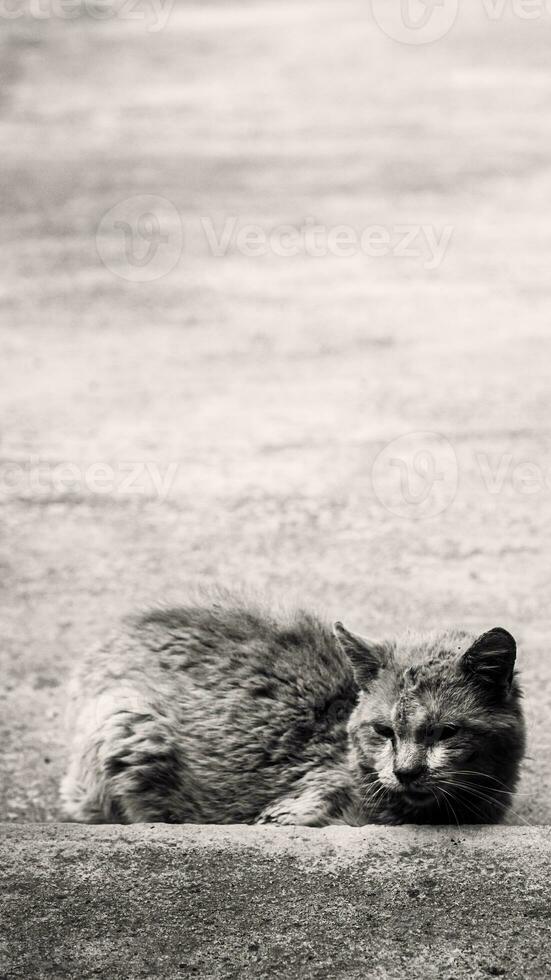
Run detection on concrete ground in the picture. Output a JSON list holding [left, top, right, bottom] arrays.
[[2, 0, 551, 819], [2, 824, 551, 979], [2, 0, 551, 827]]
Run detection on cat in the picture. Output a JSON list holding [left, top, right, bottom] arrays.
[[60, 592, 526, 826]]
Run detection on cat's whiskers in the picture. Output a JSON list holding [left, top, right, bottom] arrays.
[[364, 788, 388, 817], [451, 793, 489, 825], [441, 770, 531, 808], [363, 778, 388, 807], [436, 781, 494, 824], [457, 787, 533, 828], [449, 769, 532, 799], [451, 770, 531, 796], [436, 785, 461, 832], [438, 777, 504, 807], [436, 777, 534, 827], [363, 771, 392, 815], [438, 768, 532, 802]]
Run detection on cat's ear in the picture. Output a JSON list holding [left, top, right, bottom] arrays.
[[461, 627, 516, 692], [333, 622, 388, 689]]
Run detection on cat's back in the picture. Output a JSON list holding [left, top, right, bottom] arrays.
[[74, 593, 354, 716]]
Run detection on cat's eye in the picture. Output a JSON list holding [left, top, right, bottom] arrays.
[[425, 724, 459, 742], [439, 724, 459, 741], [373, 723, 395, 740]]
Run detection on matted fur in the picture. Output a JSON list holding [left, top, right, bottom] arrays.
[[61, 592, 526, 826]]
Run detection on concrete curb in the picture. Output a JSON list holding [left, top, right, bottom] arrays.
[[1, 824, 550, 979]]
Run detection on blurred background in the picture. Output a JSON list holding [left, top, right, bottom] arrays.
[[1, 0, 551, 823]]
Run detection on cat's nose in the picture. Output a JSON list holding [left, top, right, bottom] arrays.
[[394, 765, 424, 786]]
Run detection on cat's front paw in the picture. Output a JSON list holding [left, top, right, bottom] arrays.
[[255, 800, 328, 827], [255, 809, 296, 826]]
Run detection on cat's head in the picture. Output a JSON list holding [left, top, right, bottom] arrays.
[[334, 622, 526, 823]]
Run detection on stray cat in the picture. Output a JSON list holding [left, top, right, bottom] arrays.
[[61, 593, 526, 826]]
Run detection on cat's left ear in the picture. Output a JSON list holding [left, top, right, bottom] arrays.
[[333, 622, 389, 690], [461, 627, 517, 692]]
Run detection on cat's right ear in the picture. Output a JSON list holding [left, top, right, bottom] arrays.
[[333, 622, 388, 689], [461, 627, 517, 693]]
